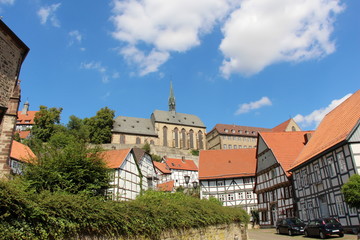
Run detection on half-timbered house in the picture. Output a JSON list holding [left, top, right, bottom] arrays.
[[102, 148, 157, 201], [164, 157, 199, 189], [290, 90, 360, 229], [9, 140, 36, 175], [199, 149, 257, 213], [254, 131, 313, 226]]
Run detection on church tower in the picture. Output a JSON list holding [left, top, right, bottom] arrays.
[[168, 81, 176, 113]]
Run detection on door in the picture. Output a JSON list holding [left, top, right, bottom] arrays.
[[318, 195, 330, 217], [271, 204, 277, 227]]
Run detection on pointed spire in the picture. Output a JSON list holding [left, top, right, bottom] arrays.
[[168, 81, 176, 112]]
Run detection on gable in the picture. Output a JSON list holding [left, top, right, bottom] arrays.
[[348, 121, 360, 142]]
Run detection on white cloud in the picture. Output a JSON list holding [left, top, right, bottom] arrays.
[[81, 61, 119, 83], [294, 93, 352, 128], [220, 0, 344, 77], [111, 0, 235, 75], [0, 0, 15, 5], [68, 30, 82, 45], [235, 96, 272, 115], [37, 3, 61, 27]]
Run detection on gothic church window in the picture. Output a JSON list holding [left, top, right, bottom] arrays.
[[163, 126, 168, 146], [189, 129, 194, 148]]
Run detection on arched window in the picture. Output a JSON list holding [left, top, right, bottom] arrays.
[[181, 128, 186, 149], [189, 129, 194, 149], [292, 126, 296, 131], [136, 137, 141, 144], [174, 128, 179, 148], [120, 134, 125, 144], [198, 130, 204, 150], [163, 126, 168, 146], [150, 140, 154, 145]]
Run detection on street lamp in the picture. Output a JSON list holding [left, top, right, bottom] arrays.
[[192, 181, 198, 189], [184, 175, 190, 188]]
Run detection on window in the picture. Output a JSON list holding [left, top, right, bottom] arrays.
[[302, 169, 308, 186], [218, 194, 225, 202], [136, 137, 141, 144], [174, 128, 179, 147], [239, 145, 242, 148], [284, 186, 289, 199], [198, 131, 204, 149], [291, 126, 296, 131], [234, 145, 238, 149], [228, 194, 234, 201], [328, 156, 336, 177], [313, 164, 320, 183], [224, 129, 229, 133], [181, 128, 186, 149], [337, 152, 346, 173], [163, 126, 168, 146], [228, 145, 232, 149], [231, 129, 235, 133], [216, 181, 224, 186], [120, 134, 125, 144], [238, 192, 245, 199], [223, 144, 227, 149], [246, 192, 252, 199], [271, 169, 276, 178], [189, 130, 194, 149], [336, 195, 345, 216], [261, 211, 268, 221]]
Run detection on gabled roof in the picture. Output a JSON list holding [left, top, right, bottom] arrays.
[[112, 116, 157, 136], [208, 123, 271, 136], [259, 131, 313, 176], [199, 149, 257, 180], [151, 110, 206, 128], [133, 147, 147, 163], [272, 119, 301, 132], [17, 111, 38, 125], [10, 140, 36, 163], [17, 130, 30, 139], [101, 149, 131, 169], [291, 90, 360, 170], [165, 157, 198, 171], [153, 161, 171, 174], [157, 180, 174, 192]]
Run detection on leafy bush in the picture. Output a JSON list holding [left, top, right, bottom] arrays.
[[341, 174, 360, 208], [0, 184, 249, 240]]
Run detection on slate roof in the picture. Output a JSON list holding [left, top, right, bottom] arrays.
[[157, 180, 174, 192], [291, 90, 360, 170], [259, 131, 313, 176], [17, 111, 38, 125], [151, 110, 206, 128], [112, 116, 157, 136], [199, 149, 257, 180], [10, 140, 36, 163], [153, 161, 171, 174], [165, 157, 198, 171], [101, 149, 131, 169]]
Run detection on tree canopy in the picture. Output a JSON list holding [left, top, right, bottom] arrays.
[[85, 107, 115, 144], [341, 174, 360, 208], [31, 105, 63, 142]]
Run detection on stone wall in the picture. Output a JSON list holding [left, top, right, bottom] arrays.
[[80, 223, 248, 240]]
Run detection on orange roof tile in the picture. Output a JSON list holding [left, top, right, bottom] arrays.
[[10, 140, 36, 163], [209, 123, 271, 136], [259, 131, 314, 175], [272, 119, 292, 132], [199, 149, 257, 180], [153, 161, 171, 174], [165, 158, 198, 171], [291, 90, 360, 169], [101, 149, 131, 169], [157, 180, 174, 192], [16, 130, 30, 139], [17, 111, 38, 125]]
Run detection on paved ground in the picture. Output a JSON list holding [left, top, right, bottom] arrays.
[[248, 228, 358, 240]]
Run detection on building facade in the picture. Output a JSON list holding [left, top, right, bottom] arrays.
[[290, 90, 360, 229], [9, 140, 36, 175], [0, 20, 29, 178], [112, 83, 206, 150], [199, 149, 258, 213], [206, 119, 301, 150], [254, 131, 313, 227], [103, 148, 157, 201]]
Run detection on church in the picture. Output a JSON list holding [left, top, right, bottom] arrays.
[[111, 83, 207, 150]]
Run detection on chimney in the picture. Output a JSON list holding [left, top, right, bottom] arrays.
[[181, 156, 185, 163], [304, 133, 312, 144]]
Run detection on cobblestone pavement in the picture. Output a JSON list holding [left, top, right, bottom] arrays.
[[248, 228, 357, 240]]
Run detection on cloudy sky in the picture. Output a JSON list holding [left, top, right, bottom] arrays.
[[2, 0, 359, 131]]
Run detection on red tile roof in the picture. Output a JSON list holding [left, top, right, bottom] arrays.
[[157, 180, 174, 192], [199, 149, 257, 180], [153, 161, 171, 174], [10, 140, 36, 163], [291, 90, 360, 169], [208, 123, 271, 136], [259, 131, 314, 176], [17, 111, 38, 125], [16, 130, 30, 139], [165, 158, 198, 171], [101, 149, 131, 169], [272, 119, 291, 132]]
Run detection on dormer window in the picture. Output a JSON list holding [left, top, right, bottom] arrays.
[[224, 129, 229, 133], [238, 130, 242, 134], [231, 129, 235, 133]]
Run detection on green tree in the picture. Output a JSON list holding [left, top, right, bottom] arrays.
[[31, 105, 63, 142], [22, 141, 111, 196], [341, 174, 360, 208], [67, 115, 90, 142], [85, 107, 115, 144]]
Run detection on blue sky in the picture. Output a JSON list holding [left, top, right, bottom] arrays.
[[2, 0, 359, 131]]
